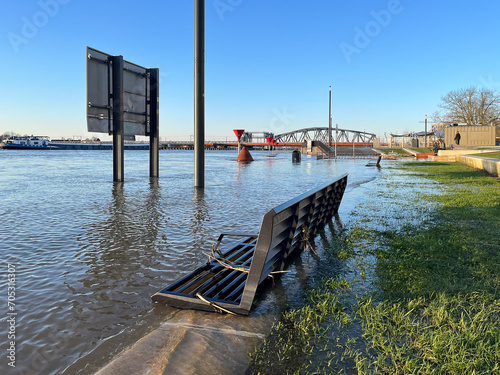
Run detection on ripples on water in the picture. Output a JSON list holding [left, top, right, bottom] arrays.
[[0, 149, 381, 374]]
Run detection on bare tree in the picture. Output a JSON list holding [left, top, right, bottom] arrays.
[[437, 86, 500, 125], [1, 132, 19, 141]]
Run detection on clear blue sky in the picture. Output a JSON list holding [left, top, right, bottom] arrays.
[[1, 0, 499, 141]]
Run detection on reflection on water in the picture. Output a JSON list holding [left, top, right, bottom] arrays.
[[0, 150, 382, 375], [191, 187, 210, 239]]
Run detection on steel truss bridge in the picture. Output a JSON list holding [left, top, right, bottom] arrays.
[[273, 127, 376, 144], [161, 127, 377, 147]]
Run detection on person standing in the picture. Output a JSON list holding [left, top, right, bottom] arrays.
[[454, 130, 461, 145]]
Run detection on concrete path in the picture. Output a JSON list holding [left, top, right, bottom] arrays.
[[95, 309, 273, 375], [456, 154, 500, 177], [429, 148, 499, 162]]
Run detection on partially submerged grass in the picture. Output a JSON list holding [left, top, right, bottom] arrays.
[[410, 147, 434, 153], [377, 148, 412, 155], [249, 162, 500, 374], [250, 278, 352, 374]]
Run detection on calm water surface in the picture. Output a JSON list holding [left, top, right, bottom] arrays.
[[0, 149, 381, 374]]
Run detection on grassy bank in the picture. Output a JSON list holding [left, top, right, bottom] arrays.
[[377, 148, 411, 155], [410, 147, 433, 153], [471, 152, 500, 159], [249, 162, 500, 374]]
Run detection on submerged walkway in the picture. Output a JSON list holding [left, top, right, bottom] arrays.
[[95, 311, 270, 375]]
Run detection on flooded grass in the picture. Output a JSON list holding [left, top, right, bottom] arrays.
[[377, 148, 411, 155], [249, 162, 500, 374], [410, 147, 434, 153]]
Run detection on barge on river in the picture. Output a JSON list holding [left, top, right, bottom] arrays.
[[1, 136, 55, 150], [1, 136, 149, 150]]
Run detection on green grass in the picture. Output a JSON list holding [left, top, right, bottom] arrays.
[[378, 148, 411, 155], [355, 163, 500, 373], [357, 293, 500, 373], [249, 162, 500, 374], [250, 278, 353, 374], [410, 147, 433, 153], [470, 151, 500, 159]]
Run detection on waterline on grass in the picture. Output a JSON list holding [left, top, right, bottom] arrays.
[[249, 162, 500, 374]]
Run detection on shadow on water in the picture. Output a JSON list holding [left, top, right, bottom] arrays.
[[191, 187, 210, 237]]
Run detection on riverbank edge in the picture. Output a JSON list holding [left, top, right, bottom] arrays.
[[456, 154, 500, 176], [93, 161, 500, 374], [249, 161, 500, 374]]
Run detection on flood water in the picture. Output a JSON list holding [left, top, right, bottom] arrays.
[[0, 149, 382, 374]]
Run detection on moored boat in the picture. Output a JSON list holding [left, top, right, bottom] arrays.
[[1, 136, 55, 150]]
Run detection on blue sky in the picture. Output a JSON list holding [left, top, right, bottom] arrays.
[[1, 0, 499, 141]]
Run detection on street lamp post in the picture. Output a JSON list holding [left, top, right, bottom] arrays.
[[335, 123, 338, 159], [328, 86, 332, 147], [194, 0, 205, 188]]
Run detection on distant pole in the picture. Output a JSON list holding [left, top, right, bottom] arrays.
[[148, 68, 160, 178], [335, 123, 338, 159], [111, 55, 124, 182], [353, 133, 355, 158], [424, 114, 428, 148], [194, 0, 205, 188], [328, 86, 332, 147]]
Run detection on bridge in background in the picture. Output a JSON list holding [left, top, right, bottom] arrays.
[[161, 127, 377, 149], [239, 127, 376, 145], [273, 127, 376, 144]]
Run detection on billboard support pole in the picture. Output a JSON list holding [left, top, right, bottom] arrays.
[[112, 55, 124, 182], [87, 47, 159, 181], [148, 68, 160, 178], [194, 0, 205, 188]]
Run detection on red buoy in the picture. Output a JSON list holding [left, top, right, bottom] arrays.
[[236, 146, 254, 162]]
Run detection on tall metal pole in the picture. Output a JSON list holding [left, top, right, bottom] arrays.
[[112, 55, 124, 182], [335, 123, 338, 159], [424, 114, 428, 148], [148, 68, 160, 178], [194, 0, 205, 188], [328, 86, 332, 148]]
